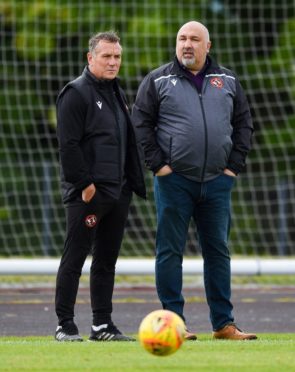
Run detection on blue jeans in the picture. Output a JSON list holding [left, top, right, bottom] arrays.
[[154, 172, 235, 331]]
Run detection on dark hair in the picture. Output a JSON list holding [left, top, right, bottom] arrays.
[[88, 31, 120, 53]]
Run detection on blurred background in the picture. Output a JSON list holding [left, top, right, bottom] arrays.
[[0, 0, 294, 264]]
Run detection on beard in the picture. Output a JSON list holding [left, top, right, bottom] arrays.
[[181, 56, 196, 68]]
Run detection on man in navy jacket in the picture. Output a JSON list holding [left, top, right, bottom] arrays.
[[132, 21, 256, 340], [55, 31, 146, 342]]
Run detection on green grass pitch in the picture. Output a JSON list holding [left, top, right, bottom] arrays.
[[1, 334, 294, 371]]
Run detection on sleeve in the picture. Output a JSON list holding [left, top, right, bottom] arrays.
[[56, 87, 93, 190], [227, 77, 254, 174], [132, 74, 167, 173]]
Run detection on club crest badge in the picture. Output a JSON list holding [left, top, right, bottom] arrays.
[[210, 77, 224, 89], [85, 214, 98, 228]]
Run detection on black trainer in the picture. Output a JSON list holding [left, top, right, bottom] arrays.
[[55, 320, 83, 342], [89, 323, 135, 341], [184, 327, 198, 340]]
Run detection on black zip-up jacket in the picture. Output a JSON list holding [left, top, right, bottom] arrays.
[[56, 67, 146, 203], [132, 56, 253, 181]]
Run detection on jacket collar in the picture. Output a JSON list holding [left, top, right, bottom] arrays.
[[82, 66, 118, 89]]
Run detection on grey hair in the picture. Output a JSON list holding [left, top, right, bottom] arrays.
[[88, 31, 121, 54]]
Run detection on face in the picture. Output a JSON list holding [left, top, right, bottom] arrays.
[[87, 40, 122, 80], [176, 22, 211, 74]]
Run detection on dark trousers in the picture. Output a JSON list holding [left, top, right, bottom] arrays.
[[154, 172, 235, 331], [55, 187, 132, 326]]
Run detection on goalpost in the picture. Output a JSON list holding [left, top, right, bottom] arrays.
[[0, 1, 294, 274]]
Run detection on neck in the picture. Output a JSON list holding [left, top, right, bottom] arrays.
[[187, 68, 199, 75], [187, 60, 207, 76]]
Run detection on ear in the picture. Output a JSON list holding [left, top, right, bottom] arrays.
[[206, 41, 212, 54], [87, 52, 93, 66]]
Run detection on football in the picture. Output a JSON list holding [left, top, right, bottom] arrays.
[[138, 309, 186, 356]]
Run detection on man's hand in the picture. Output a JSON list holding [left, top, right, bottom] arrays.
[[223, 168, 237, 177], [82, 183, 96, 203], [155, 165, 173, 176]]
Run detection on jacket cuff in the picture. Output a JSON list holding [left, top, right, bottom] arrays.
[[226, 163, 242, 175], [151, 162, 167, 175], [73, 176, 93, 190]]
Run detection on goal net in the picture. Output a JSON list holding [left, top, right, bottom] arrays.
[[0, 0, 294, 258]]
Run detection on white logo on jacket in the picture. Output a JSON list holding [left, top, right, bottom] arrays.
[[96, 101, 102, 109], [171, 79, 177, 86]]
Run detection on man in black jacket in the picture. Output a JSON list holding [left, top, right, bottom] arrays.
[[55, 31, 146, 342], [132, 21, 257, 340]]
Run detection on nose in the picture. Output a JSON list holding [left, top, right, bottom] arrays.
[[109, 57, 116, 65], [184, 38, 192, 48]]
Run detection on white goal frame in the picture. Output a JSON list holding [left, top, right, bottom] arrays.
[[0, 258, 294, 276]]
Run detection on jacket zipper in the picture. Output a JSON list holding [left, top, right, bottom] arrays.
[[169, 136, 172, 166], [112, 90, 122, 184], [198, 93, 208, 183]]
